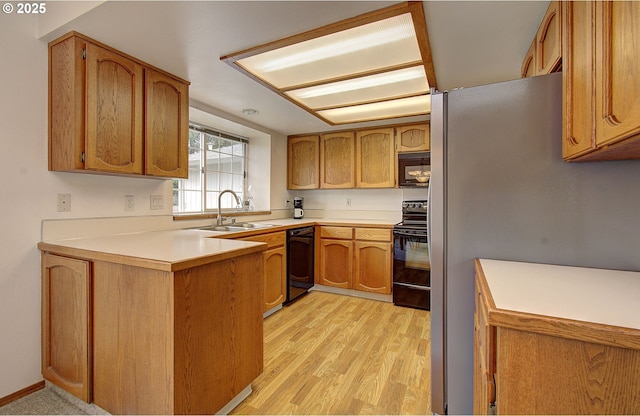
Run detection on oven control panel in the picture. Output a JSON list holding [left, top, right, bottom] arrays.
[[402, 200, 428, 212]]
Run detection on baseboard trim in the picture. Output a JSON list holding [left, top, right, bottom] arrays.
[[310, 285, 392, 303], [216, 384, 252, 415], [0, 380, 45, 407]]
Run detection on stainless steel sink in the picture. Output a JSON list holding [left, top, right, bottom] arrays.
[[196, 222, 276, 232], [234, 222, 276, 229]]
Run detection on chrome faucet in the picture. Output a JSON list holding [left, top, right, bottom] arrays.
[[217, 189, 242, 225]]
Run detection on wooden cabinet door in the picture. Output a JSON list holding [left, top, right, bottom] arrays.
[[85, 42, 144, 174], [356, 128, 395, 188], [521, 39, 536, 78], [396, 124, 430, 152], [353, 241, 392, 294], [239, 232, 286, 312], [49, 36, 85, 171], [263, 246, 286, 312], [320, 132, 355, 188], [474, 273, 496, 414], [42, 253, 92, 402], [144, 68, 189, 178], [562, 1, 596, 159], [288, 136, 319, 189], [319, 239, 353, 288], [536, 1, 562, 74], [595, 1, 640, 147]]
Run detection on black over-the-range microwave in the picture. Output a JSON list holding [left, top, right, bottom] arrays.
[[398, 152, 430, 187]]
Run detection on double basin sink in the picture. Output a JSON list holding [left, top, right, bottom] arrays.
[[196, 222, 277, 233]]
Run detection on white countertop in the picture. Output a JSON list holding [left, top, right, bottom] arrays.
[[38, 229, 267, 271], [39, 218, 397, 271], [478, 259, 640, 331]]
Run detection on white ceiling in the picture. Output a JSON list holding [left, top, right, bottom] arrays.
[[43, 1, 549, 136]]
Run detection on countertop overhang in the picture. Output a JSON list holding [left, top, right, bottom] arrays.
[[476, 258, 640, 350]]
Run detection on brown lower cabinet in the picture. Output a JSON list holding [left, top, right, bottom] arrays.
[[239, 231, 287, 312], [41, 254, 92, 402], [474, 259, 640, 414], [317, 226, 392, 295], [40, 250, 263, 415]]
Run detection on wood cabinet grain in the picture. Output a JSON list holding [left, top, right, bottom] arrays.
[[41, 254, 92, 403], [319, 238, 353, 288], [520, 39, 536, 78], [40, 249, 263, 414], [521, 1, 562, 78], [395, 123, 430, 153], [320, 132, 355, 188], [240, 231, 287, 312], [563, 1, 640, 161], [474, 259, 640, 414], [354, 241, 392, 294], [145, 68, 189, 178], [562, 0, 595, 159], [318, 226, 391, 294], [356, 128, 395, 188], [289, 122, 432, 190], [287, 136, 319, 189], [84, 42, 144, 174], [49, 32, 189, 178], [535, 0, 562, 74]]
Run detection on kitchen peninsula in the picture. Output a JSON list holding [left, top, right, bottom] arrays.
[[474, 259, 640, 414], [38, 230, 267, 415]]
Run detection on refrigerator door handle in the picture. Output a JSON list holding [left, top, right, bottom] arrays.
[[427, 182, 432, 264]]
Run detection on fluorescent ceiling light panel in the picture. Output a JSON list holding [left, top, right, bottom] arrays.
[[286, 66, 428, 109], [222, 3, 437, 125], [318, 95, 431, 124]]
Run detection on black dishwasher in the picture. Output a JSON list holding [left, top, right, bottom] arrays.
[[286, 226, 314, 304]]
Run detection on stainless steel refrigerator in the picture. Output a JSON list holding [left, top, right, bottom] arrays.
[[428, 72, 640, 414]]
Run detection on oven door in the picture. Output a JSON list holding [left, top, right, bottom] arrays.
[[393, 229, 431, 310]]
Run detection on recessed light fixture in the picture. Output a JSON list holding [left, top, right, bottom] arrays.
[[241, 108, 259, 116], [221, 2, 436, 125]]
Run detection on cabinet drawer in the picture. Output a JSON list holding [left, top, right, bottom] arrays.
[[354, 227, 391, 242], [320, 226, 353, 239], [240, 231, 286, 249], [476, 279, 496, 375]]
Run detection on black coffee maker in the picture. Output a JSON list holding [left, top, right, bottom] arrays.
[[293, 197, 304, 219]]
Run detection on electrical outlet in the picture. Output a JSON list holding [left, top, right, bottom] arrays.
[[57, 194, 71, 212], [125, 195, 135, 212], [150, 195, 163, 210]]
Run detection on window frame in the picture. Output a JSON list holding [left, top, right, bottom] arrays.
[[173, 122, 249, 215]]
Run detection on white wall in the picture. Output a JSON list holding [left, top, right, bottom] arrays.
[[0, 13, 45, 398], [291, 187, 426, 222]]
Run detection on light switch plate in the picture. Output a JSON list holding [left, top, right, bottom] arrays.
[[150, 195, 163, 210]]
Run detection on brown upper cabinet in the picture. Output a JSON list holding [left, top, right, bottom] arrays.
[[563, 1, 640, 161], [521, 1, 562, 77], [287, 136, 320, 190], [356, 128, 395, 188], [395, 123, 430, 153], [320, 131, 356, 189], [288, 122, 430, 190], [49, 32, 189, 178], [521, 40, 537, 78]]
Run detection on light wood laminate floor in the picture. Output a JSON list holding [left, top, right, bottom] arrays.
[[231, 291, 431, 415]]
